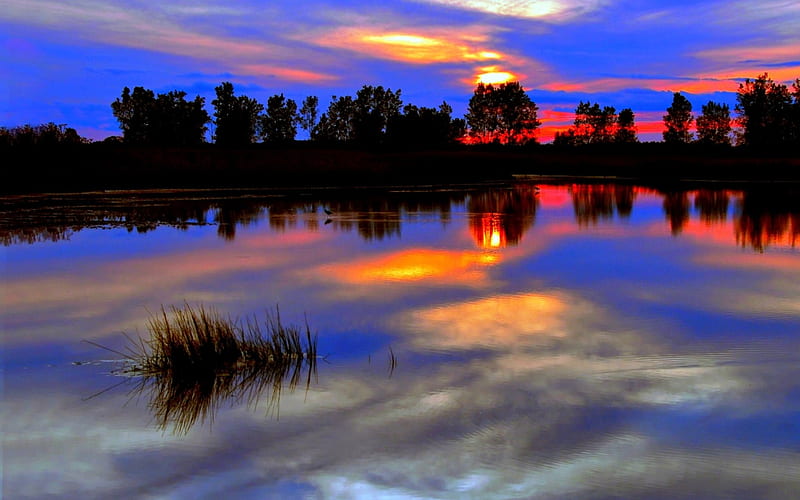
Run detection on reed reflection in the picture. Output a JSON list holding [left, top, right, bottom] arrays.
[[468, 184, 538, 248]]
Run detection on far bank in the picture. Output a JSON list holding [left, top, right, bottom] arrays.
[[3, 143, 800, 194]]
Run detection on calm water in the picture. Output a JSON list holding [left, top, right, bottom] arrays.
[[2, 182, 800, 499]]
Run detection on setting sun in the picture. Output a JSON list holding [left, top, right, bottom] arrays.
[[476, 70, 516, 85]]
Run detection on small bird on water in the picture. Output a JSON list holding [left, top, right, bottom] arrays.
[[323, 208, 333, 216]]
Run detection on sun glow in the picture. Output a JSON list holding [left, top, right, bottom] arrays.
[[363, 34, 440, 47], [476, 70, 516, 85]]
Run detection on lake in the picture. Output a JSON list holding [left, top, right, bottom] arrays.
[[2, 182, 800, 499]]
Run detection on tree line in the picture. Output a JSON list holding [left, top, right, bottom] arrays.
[[2, 73, 798, 149], [108, 82, 466, 147], [661, 74, 800, 146]]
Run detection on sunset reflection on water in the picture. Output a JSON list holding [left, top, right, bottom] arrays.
[[3, 182, 800, 499]]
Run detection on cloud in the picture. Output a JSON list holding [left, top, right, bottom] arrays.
[[2, 0, 338, 83], [314, 26, 504, 65], [408, 0, 610, 22]]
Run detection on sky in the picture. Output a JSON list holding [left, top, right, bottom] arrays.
[[1, 0, 799, 142]]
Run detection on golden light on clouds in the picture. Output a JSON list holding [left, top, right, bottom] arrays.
[[402, 292, 602, 351], [317, 248, 500, 285], [316, 27, 507, 65]]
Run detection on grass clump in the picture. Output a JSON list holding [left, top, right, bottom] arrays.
[[115, 303, 317, 433], [130, 303, 317, 375]]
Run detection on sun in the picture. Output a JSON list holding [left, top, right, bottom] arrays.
[[476, 70, 516, 85]]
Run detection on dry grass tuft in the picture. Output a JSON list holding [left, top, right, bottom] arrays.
[[116, 303, 318, 433]]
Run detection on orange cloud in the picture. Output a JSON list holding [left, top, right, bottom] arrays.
[[315, 26, 507, 65], [402, 291, 600, 351], [316, 248, 500, 287], [240, 64, 337, 82]]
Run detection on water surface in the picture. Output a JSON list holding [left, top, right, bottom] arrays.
[[3, 183, 800, 499]]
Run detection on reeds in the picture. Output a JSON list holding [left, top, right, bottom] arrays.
[[117, 303, 317, 433], [127, 303, 317, 375]]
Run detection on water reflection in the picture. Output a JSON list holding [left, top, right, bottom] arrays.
[[5, 182, 800, 498], [2, 184, 800, 253], [120, 351, 317, 435], [468, 184, 538, 248], [736, 189, 800, 252], [572, 184, 636, 226]]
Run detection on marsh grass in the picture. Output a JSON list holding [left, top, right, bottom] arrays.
[[113, 303, 318, 434]]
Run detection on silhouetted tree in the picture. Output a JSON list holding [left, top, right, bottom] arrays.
[[112, 86, 155, 144], [615, 108, 638, 143], [0, 123, 85, 148], [152, 91, 209, 146], [113, 86, 209, 145], [212, 82, 263, 146], [663, 92, 693, 144], [572, 101, 617, 145], [298, 96, 319, 137], [260, 94, 298, 143], [466, 82, 540, 144], [696, 101, 732, 145], [312, 95, 357, 142], [735, 73, 794, 146], [793, 79, 800, 145], [553, 129, 577, 146], [353, 85, 403, 144], [387, 102, 460, 146]]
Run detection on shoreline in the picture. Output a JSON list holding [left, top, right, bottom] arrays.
[[3, 143, 800, 195]]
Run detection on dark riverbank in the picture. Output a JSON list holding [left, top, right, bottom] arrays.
[[3, 142, 800, 194]]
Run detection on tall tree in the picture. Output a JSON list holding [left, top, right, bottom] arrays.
[[696, 101, 732, 145], [573, 101, 617, 145], [736, 73, 794, 146], [212, 82, 263, 146], [353, 85, 403, 144], [111, 87, 208, 145], [663, 92, 694, 144], [260, 94, 298, 143], [792, 79, 800, 145], [298, 96, 319, 137], [615, 108, 638, 143], [387, 101, 460, 146], [312, 95, 357, 142], [112, 86, 156, 144], [466, 81, 540, 144], [151, 91, 209, 146]]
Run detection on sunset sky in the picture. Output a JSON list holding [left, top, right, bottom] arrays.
[[2, 0, 799, 142]]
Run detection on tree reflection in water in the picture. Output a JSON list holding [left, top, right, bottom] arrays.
[[735, 189, 800, 252], [2, 184, 800, 252], [571, 184, 636, 226], [468, 184, 539, 248]]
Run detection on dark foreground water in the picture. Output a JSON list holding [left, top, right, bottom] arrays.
[[2, 182, 800, 499]]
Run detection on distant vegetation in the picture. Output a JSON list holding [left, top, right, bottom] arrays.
[[3, 73, 798, 150], [1, 73, 798, 193]]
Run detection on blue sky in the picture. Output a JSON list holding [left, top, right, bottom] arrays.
[[2, 0, 798, 141]]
